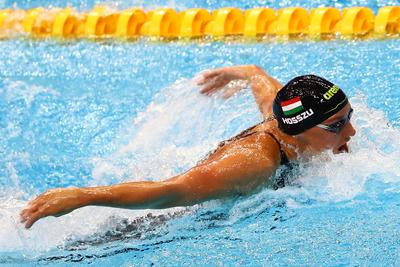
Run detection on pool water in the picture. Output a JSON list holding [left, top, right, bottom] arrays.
[[1, 0, 400, 266]]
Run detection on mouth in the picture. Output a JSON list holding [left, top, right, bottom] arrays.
[[337, 142, 349, 153]]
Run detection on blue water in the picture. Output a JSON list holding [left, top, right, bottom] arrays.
[[2, 0, 400, 12], [1, 0, 400, 266]]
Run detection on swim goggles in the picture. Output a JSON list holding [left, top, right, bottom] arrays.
[[317, 108, 353, 134]]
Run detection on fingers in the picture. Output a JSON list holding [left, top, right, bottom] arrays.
[[199, 78, 226, 95], [20, 209, 31, 223], [200, 70, 221, 81], [198, 71, 228, 94], [19, 188, 78, 229], [196, 67, 247, 96], [20, 203, 39, 223], [24, 209, 46, 229], [20, 203, 39, 225], [19, 193, 49, 227], [195, 69, 223, 86], [196, 73, 217, 86], [20, 201, 54, 229]]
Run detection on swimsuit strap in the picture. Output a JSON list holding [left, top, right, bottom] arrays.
[[264, 132, 289, 166], [200, 118, 290, 167], [264, 132, 291, 189], [225, 116, 275, 142], [218, 118, 289, 166]]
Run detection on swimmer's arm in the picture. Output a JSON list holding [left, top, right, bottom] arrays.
[[247, 65, 283, 117], [86, 144, 278, 207], [197, 65, 283, 117], [20, 134, 280, 229]]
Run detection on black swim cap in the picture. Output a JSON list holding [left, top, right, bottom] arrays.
[[273, 75, 348, 135]]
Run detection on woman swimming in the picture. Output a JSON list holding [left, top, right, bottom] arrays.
[[20, 65, 356, 229]]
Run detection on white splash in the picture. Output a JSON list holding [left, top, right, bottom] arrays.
[[90, 78, 259, 184], [1, 79, 60, 108], [295, 92, 400, 202], [1, 81, 399, 255]]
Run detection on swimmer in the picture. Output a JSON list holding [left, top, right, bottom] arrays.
[[20, 65, 356, 229]]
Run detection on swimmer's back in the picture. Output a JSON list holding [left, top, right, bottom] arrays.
[[199, 119, 286, 169]]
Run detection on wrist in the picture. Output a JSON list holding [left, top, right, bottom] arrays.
[[79, 187, 99, 206], [80, 186, 115, 206]]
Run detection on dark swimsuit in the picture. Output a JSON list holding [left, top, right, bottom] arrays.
[[201, 119, 292, 189]]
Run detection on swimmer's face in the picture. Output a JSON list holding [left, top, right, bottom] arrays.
[[298, 103, 356, 154]]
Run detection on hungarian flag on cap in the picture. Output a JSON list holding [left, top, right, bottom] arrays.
[[281, 97, 304, 116]]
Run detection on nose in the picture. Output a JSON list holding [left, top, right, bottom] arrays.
[[345, 121, 356, 137]]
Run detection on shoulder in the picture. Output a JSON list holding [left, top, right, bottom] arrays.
[[218, 130, 282, 167], [180, 130, 283, 197], [246, 131, 282, 163]]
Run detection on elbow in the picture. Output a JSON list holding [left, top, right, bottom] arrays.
[[246, 65, 268, 78], [249, 64, 264, 73], [169, 168, 237, 206], [161, 179, 203, 208], [164, 170, 218, 207], [152, 181, 186, 209]]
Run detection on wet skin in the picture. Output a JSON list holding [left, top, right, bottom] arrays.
[[19, 65, 356, 229], [298, 104, 356, 154]]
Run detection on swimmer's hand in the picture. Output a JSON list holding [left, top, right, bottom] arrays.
[[20, 187, 85, 229], [196, 65, 255, 98], [196, 65, 283, 117], [20, 133, 281, 229]]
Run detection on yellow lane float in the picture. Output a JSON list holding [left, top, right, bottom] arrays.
[[334, 7, 374, 35], [0, 9, 11, 27], [141, 8, 180, 37], [309, 7, 341, 35], [22, 8, 42, 33], [52, 8, 81, 37], [244, 8, 276, 36], [205, 8, 244, 36], [374, 6, 400, 34], [0, 6, 399, 39], [116, 8, 146, 37], [0, 9, 26, 34], [84, 6, 119, 36], [179, 8, 211, 37], [275, 7, 309, 34]]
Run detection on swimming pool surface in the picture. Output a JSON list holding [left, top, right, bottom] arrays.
[[1, 0, 400, 265]]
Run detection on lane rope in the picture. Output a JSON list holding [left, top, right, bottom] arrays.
[[0, 6, 399, 39]]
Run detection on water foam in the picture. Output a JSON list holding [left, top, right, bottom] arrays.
[[1, 80, 399, 258], [91, 78, 259, 184], [227, 91, 400, 225]]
